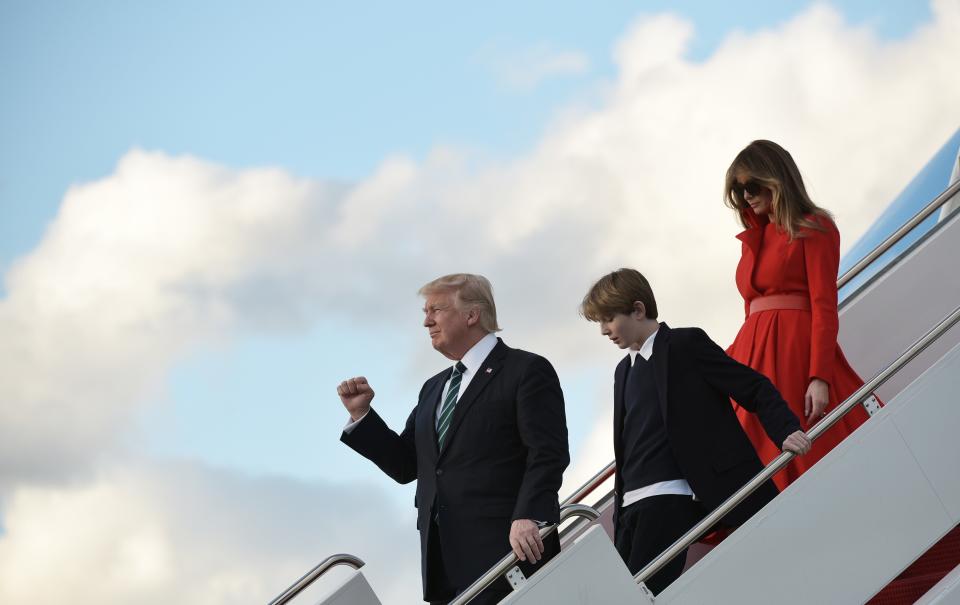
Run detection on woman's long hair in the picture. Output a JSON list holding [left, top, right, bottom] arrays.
[[724, 139, 832, 239]]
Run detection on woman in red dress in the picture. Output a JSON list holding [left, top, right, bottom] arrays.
[[724, 140, 871, 491]]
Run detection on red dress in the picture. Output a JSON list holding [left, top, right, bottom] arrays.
[[725, 211, 870, 491]]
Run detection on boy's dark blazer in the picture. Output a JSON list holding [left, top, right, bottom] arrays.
[[341, 338, 569, 601], [612, 323, 800, 531]]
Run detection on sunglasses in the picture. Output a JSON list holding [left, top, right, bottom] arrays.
[[731, 179, 769, 198]]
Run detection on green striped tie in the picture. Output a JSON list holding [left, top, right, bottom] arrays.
[[437, 361, 467, 450]]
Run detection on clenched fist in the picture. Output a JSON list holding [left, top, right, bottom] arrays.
[[337, 376, 375, 421]]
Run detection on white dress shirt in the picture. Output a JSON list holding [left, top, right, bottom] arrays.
[[621, 327, 696, 508], [435, 332, 498, 427]]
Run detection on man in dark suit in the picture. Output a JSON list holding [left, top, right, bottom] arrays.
[[580, 268, 811, 595], [339, 273, 569, 604]]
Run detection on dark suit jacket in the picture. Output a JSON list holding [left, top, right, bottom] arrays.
[[612, 324, 801, 531], [341, 338, 569, 599]]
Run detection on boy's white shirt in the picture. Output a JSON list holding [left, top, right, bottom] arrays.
[[622, 327, 696, 508]]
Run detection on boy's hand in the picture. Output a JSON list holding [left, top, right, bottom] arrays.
[[781, 430, 812, 455]]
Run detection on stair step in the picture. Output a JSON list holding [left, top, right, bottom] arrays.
[[868, 571, 950, 604], [867, 526, 960, 604], [899, 526, 960, 578]]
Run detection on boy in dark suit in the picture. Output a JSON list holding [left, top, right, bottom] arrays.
[[581, 268, 811, 595]]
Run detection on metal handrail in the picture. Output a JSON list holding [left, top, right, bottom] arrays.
[[561, 461, 615, 507], [268, 553, 365, 605], [838, 180, 960, 289], [450, 503, 601, 605], [633, 304, 960, 587], [559, 489, 617, 545]]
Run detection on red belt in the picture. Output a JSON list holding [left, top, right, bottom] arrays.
[[749, 294, 810, 315]]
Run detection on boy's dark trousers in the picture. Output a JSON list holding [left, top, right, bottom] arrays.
[[614, 494, 706, 595]]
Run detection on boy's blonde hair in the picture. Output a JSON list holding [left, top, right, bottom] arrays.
[[581, 269, 658, 322]]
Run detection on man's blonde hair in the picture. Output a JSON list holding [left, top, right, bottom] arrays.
[[419, 273, 501, 333]]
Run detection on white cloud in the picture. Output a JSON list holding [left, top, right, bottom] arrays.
[[0, 152, 342, 482], [483, 43, 590, 91], [0, 461, 421, 605], [2, 2, 959, 603]]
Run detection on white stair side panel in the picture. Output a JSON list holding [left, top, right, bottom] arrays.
[[314, 570, 382, 605], [886, 350, 960, 522], [656, 342, 960, 605]]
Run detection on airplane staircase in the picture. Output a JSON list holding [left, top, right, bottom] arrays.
[[270, 138, 960, 604]]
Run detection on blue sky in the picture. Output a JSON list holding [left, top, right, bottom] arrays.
[[0, 1, 932, 267], [1, 1, 956, 602]]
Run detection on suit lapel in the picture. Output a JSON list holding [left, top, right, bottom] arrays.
[[652, 323, 671, 421], [736, 227, 763, 263], [613, 355, 630, 462], [736, 224, 765, 298], [438, 339, 507, 458], [418, 370, 448, 460]]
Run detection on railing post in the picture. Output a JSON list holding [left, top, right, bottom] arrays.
[[268, 554, 366, 605]]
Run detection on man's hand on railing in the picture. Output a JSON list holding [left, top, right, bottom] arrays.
[[781, 430, 812, 455], [509, 519, 544, 563]]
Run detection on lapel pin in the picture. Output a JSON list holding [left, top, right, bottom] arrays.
[[485, 368, 493, 374]]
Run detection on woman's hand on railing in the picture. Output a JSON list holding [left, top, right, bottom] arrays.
[[781, 430, 812, 455]]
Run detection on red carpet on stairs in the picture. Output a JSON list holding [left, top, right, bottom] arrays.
[[867, 525, 960, 604]]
